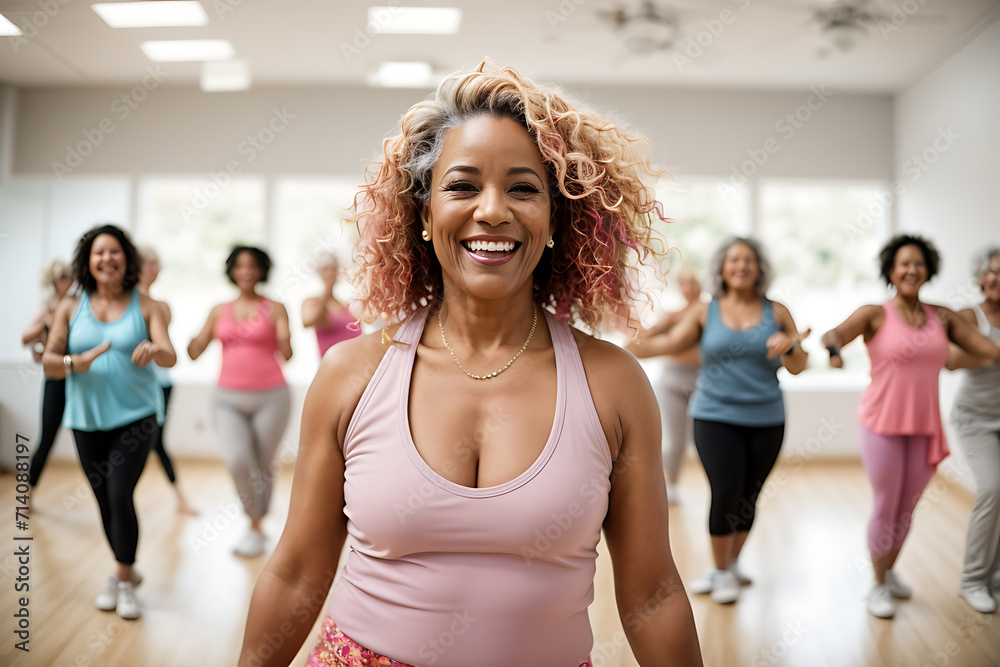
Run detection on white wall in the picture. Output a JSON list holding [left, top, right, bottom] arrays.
[[894, 18, 1000, 489], [12, 84, 893, 179]]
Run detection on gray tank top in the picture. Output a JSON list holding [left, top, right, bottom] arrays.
[[952, 305, 1000, 422]]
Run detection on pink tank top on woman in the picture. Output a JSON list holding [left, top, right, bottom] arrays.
[[316, 307, 360, 357], [327, 307, 612, 667], [858, 300, 949, 465], [214, 299, 285, 391]]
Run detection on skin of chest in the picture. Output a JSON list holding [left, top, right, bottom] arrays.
[[407, 345, 558, 489]]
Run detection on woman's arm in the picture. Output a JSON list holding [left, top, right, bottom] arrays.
[[42, 298, 110, 378], [301, 296, 327, 329], [625, 303, 705, 359], [588, 343, 703, 666], [946, 343, 993, 371], [133, 295, 177, 368], [238, 337, 377, 667], [945, 309, 993, 370], [187, 304, 222, 361], [21, 304, 50, 346], [820, 304, 881, 368], [272, 302, 294, 361], [939, 305, 1000, 363], [768, 302, 809, 375], [640, 309, 686, 338]]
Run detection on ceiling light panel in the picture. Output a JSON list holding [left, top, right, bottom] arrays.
[[368, 7, 461, 35], [141, 40, 235, 62], [92, 1, 209, 28], [201, 60, 251, 92], [373, 61, 434, 87], [0, 15, 23, 36]]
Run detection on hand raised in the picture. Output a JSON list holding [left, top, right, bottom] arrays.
[[131, 340, 158, 368], [75, 341, 112, 373]]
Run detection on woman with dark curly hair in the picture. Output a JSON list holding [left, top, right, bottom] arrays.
[[188, 246, 293, 558], [822, 234, 1000, 620], [238, 62, 702, 667], [42, 224, 176, 620], [626, 236, 810, 606]]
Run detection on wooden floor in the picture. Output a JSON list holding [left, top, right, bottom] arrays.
[[4, 457, 999, 667]]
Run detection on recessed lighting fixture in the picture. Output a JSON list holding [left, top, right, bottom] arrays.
[[370, 61, 436, 88], [0, 15, 23, 36], [141, 39, 234, 62], [368, 7, 461, 35], [92, 1, 209, 28], [201, 60, 251, 92]]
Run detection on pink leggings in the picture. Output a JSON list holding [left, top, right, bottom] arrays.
[[859, 425, 937, 559]]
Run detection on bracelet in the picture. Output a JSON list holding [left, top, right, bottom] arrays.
[[63, 354, 74, 373], [826, 346, 841, 358]]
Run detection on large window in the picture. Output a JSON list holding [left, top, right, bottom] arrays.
[[136, 177, 267, 381], [759, 180, 891, 372], [641, 177, 750, 321], [270, 177, 363, 377]]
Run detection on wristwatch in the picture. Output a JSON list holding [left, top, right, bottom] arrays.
[[63, 354, 73, 373]]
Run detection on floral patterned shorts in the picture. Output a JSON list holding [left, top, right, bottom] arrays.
[[306, 616, 593, 667]]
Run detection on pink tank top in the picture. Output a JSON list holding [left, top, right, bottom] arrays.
[[327, 307, 612, 667], [316, 307, 360, 357], [214, 299, 285, 391], [858, 301, 949, 465]]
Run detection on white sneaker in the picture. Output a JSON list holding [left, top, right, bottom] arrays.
[[233, 529, 266, 558], [960, 586, 998, 614], [728, 559, 753, 586], [711, 569, 740, 604], [884, 569, 912, 599], [689, 569, 723, 595], [95, 576, 118, 611], [115, 581, 141, 620], [867, 583, 895, 619], [95, 571, 142, 611]]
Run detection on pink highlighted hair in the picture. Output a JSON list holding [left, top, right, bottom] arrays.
[[348, 60, 669, 330]]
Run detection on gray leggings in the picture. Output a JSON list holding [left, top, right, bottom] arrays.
[[212, 385, 291, 521], [655, 362, 699, 482], [955, 415, 1000, 589]]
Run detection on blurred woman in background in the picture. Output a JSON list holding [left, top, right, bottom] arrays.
[[822, 234, 1000, 619], [137, 245, 196, 515], [301, 253, 359, 358], [43, 224, 175, 620], [630, 267, 703, 504], [23, 258, 74, 489], [628, 237, 809, 606], [947, 246, 1000, 614], [188, 246, 292, 558]]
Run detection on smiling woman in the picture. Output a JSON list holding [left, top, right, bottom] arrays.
[[237, 61, 703, 667], [821, 234, 1000, 620]]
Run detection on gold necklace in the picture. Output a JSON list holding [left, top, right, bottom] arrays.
[[437, 305, 538, 381]]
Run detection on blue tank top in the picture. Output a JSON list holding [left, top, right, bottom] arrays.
[[63, 289, 164, 432], [689, 299, 785, 427]]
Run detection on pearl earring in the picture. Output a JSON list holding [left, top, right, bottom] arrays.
[[421, 230, 431, 241]]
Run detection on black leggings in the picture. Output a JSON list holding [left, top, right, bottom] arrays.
[[693, 419, 784, 536], [151, 386, 177, 483], [73, 415, 157, 565], [29, 378, 66, 487]]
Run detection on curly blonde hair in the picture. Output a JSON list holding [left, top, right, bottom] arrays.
[[349, 61, 667, 329]]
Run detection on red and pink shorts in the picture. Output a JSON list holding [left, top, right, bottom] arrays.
[[306, 616, 593, 666]]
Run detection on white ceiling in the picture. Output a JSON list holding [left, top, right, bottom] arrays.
[[0, 0, 997, 93]]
